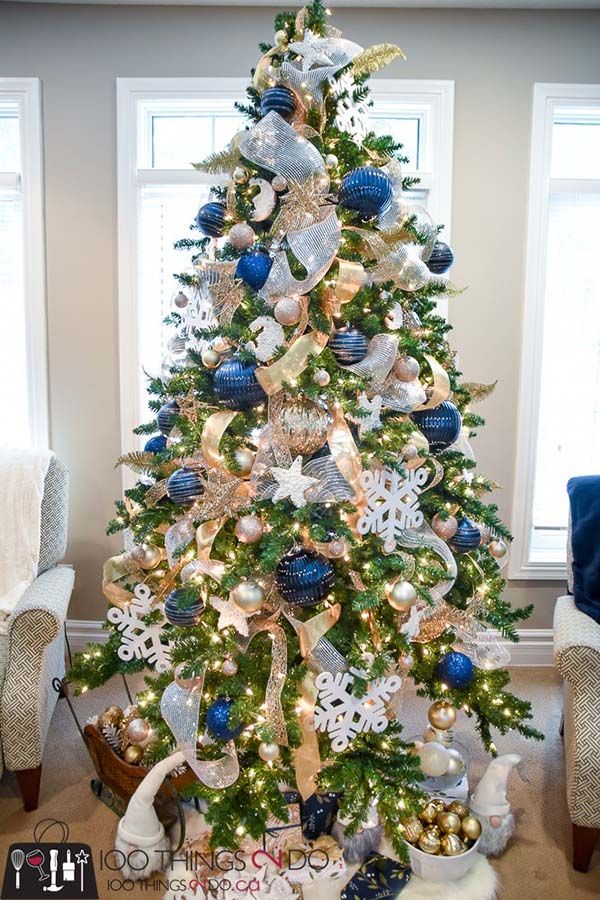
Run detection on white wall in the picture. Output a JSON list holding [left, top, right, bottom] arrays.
[[1, 2, 599, 623]]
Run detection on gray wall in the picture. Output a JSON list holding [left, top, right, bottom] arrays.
[[1, 2, 599, 624]]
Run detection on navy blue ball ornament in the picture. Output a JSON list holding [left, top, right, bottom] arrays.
[[450, 517, 481, 554], [213, 355, 267, 410], [144, 434, 167, 454], [330, 326, 369, 365], [275, 547, 335, 608], [164, 589, 205, 627], [195, 201, 226, 238], [236, 247, 273, 291], [338, 166, 393, 219], [206, 698, 244, 741], [411, 401, 462, 451], [167, 467, 204, 505], [157, 400, 180, 436], [260, 86, 296, 122], [437, 651, 474, 690], [427, 241, 454, 275]]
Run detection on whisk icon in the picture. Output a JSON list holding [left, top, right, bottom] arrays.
[[10, 848, 24, 890]]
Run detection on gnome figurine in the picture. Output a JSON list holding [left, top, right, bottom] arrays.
[[115, 749, 185, 880], [332, 802, 382, 864], [470, 753, 524, 856]]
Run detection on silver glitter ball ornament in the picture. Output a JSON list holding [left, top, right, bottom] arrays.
[[272, 175, 288, 192], [387, 579, 417, 611], [432, 514, 458, 541], [280, 398, 330, 455], [235, 514, 264, 544], [173, 291, 189, 309], [231, 579, 265, 614], [393, 356, 421, 382], [313, 369, 330, 387], [229, 222, 256, 250], [126, 717, 150, 745], [258, 741, 280, 762], [222, 658, 239, 676], [274, 297, 302, 326]]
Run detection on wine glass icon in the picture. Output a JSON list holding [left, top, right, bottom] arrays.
[[26, 849, 49, 882]]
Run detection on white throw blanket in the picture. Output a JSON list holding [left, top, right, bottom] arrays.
[[0, 447, 53, 633]]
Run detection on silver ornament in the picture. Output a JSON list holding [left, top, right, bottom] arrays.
[[235, 514, 264, 544], [258, 741, 280, 762], [229, 222, 256, 250], [393, 356, 421, 382], [325, 153, 338, 170], [173, 291, 189, 309], [387, 579, 417, 611], [272, 175, 288, 192], [280, 398, 330, 455], [131, 544, 162, 570], [233, 166, 249, 184], [479, 524, 492, 545], [274, 296, 302, 326], [402, 444, 418, 461], [313, 368, 330, 387], [326, 539, 347, 558], [231, 579, 265, 614], [202, 348, 221, 369], [223, 658, 239, 676], [126, 717, 150, 745], [432, 514, 458, 540], [489, 539, 508, 559], [234, 447, 255, 476], [446, 748, 466, 777]]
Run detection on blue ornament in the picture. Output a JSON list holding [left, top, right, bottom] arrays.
[[338, 166, 393, 219], [330, 327, 369, 365], [275, 548, 335, 608], [157, 400, 180, 436], [411, 401, 462, 451], [195, 201, 226, 238], [167, 467, 204, 505], [427, 241, 454, 275], [437, 651, 474, 690], [164, 589, 205, 627], [213, 355, 267, 410], [450, 517, 481, 554], [144, 434, 167, 454], [236, 247, 273, 291], [260, 86, 296, 122], [301, 793, 340, 840], [206, 698, 244, 741]]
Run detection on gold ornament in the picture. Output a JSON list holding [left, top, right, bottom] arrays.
[[131, 543, 162, 570], [489, 539, 508, 560], [98, 706, 123, 729], [124, 744, 144, 765], [279, 398, 330, 456], [233, 166, 249, 184], [437, 811, 462, 835], [202, 348, 221, 369], [418, 828, 441, 855], [234, 447, 255, 476], [386, 579, 417, 611], [448, 801, 470, 819], [231, 579, 265, 614], [461, 815, 482, 841], [229, 222, 256, 250], [274, 297, 302, 326], [428, 700, 457, 731], [393, 356, 420, 381], [258, 741, 280, 762], [419, 799, 445, 825], [402, 817, 424, 843], [235, 514, 264, 544], [432, 514, 458, 540], [313, 368, 330, 388], [440, 833, 466, 856]]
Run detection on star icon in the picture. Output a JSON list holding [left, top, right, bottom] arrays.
[[271, 456, 319, 508], [75, 850, 89, 865], [351, 392, 384, 436], [288, 30, 334, 72], [210, 595, 256, 637]]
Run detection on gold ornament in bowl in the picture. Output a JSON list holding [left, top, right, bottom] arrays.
[[461, 815, 482, 841], [418, 828, 441, 855], [402, 817, 424, 843], [427, 700, 457, 731], [419, 799, 445, 824], [440, 833, 466, 856], [437, 811, 462, 835], [447, 801, 470, 819], [279, 398, 330, 455]]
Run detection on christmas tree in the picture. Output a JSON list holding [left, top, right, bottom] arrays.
[[71, 0, 541, 857]]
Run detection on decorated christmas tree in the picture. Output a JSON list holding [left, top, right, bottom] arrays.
[[71, 0, 541, 859]]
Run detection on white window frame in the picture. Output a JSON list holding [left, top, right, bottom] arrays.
[[510, 83, 600, 581], [0, 77, 48, 448]]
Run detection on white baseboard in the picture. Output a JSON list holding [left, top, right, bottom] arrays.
[[66, 620, 554, 666]]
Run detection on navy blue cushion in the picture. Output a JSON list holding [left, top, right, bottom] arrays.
[[567, 475, 600, 624]]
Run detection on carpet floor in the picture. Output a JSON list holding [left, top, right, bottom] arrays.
[[1, 668, 599, 899]]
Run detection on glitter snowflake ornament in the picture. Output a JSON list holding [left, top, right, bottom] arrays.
[[107, 583, 172, 673], [357, 465, 428, 552], [314, 667, 402, 752]]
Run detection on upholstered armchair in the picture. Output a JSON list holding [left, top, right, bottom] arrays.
[[0, 455, 74, 810]]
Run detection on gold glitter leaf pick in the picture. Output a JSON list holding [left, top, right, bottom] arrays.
[[351, 43, 406, 77], [209, 271, 246, 326], [461, 380, 498, 403]]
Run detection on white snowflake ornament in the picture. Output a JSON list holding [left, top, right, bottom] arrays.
[[107, 583, 172, 673], [356, 464, 428, 552], [314, 667, 402, 752], [350, 392, 383, 436], [246, 315, 285, 362]]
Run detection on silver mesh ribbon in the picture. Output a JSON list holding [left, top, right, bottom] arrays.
[[239, 111, 327, 185], [255, 453, 353, 504], [370, 242, 431, 292], [165, 510, 198, 567], [160, 680, 239, 789], [378, 373, 427, 413], [340, 333, 398, 383], [396, 521, 457, 603], [309, 638, 349, 675]]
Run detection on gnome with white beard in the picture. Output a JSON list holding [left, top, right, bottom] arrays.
[[470, 753, 524, 856]]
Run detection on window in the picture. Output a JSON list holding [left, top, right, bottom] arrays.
[[0, 79, 47, 448], [117, 78, 454, 470], [511, 84, 600, 579]]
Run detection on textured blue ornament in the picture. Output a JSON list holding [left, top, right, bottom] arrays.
[[437, 651, 474, 690], [167, 467, 204, 505], [338, 166, 393, 219], [195, 201, 226, 238], [157, 400, 180, 436], [213, 355, 267, 410], [450, 517, 481, 554], [301, 793, 340, 840], [164, 589, 205, 627], [411, 401, 462, 451], [144, 434, 167, 454], [427, 241, 454, 275], [260, 86, 296, 122], [275, 548, 336, 608], [236, 247, 273, 291], [330, 327, 369, 365], [206, 698, 244, 741]]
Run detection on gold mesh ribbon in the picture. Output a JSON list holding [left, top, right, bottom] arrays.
[[414, 353, 451, 411], [322, 258, 366, 316], [180, 518, 227, 585], [102, 554, 136, 608], [256, 331, 328, 395], [240, 611, 289, 746], [201, 411, 238, 468]]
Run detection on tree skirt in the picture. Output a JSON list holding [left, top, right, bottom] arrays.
[[402, 855, 498, 900]]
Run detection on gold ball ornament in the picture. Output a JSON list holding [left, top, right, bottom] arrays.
[[258, 741, 280, 762], [461, 815, 482, 841], [228, 222, 256, 250], [222, 658, 238, 676], [313, 369, 330, 388], [132, 543, 162, 570], [428, 700, 457, 731], [280, 398, 330, 455], [325, 153, 339, 170], [234, 447, 255, 476], [235, 514, 264, 544], [386, 579, 417, 612], [98, 706, 123, 729], [274, 28, 288, 46], [393, 355, 421, 382], [402, 817, 424, 844], [440, 833, 466, 856], [272, 175, 288, 192], [431, 514, 458, 541], [489, 539, 508, 560], [274, 297, 302, 326], [124, 744, 144, 765], [231, 579, 265, 614], [447, 801, 470, 819], [437, 811, 462, 835], [418, 828, 441, 855], [233, 166, 249, 184], [419, 799, 445, 824], [201, 348, 221, 369], [174, 662, 204, 691], [126, 717, 151, 745]]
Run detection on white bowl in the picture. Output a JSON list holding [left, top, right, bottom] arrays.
[[407, 837, 481, 883]]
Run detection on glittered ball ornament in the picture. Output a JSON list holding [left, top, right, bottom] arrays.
[[449, 517, 481, 554], [236, 247, 273, 291], [428, 700, 457, 731], [280, 398, 330, 455], [448, 801, 470, 819], [124, 744, 144, 765], [260, 85, 296, 121], [387, 579, 417, 612], [228, 222, 256, 251], [431, 514, 458, 541], [125, 717, 150, 746], [419, 799, 445, 824], [222, 658, 238, 676], [157, 399, 179, 436], [164, 589, 205, 627], [98, 705, 123, 729], [144, 434, 167, 454], [427, 241, 455, 275], [330, 326, 369, 365], [213, 355, 267, 410], [393, 356, 420, 382], [206, 698, 244, 741], [258, 741, 280, 762], [131, 543, 162, 570], [195, 201, 227, 238], [272, 175, 288, 192], [338, 166, 393, 219], [411, 401, 462, 451], [402, 817, 424, 844], [436, 651, 474, 690], [489, 539, 508, 560], [274, 296, 302, 326], [418, 829, 441, 855], [167, 467, 204, 505], [231, 579, 265, 614], [275, 547, 335, 608], [235, 514, 264, 544]]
